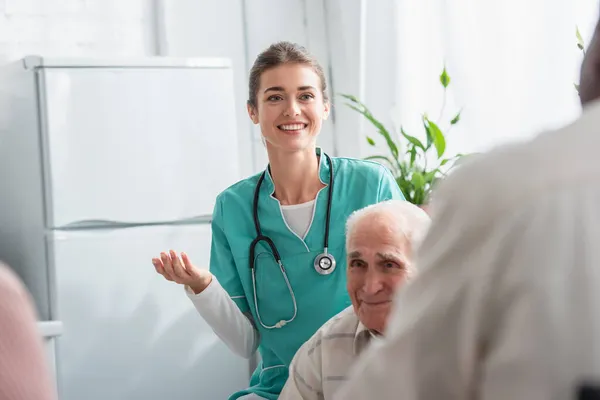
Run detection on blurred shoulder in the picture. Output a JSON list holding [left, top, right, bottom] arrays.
[[0, 263, 28, 302], [431, 108, 600, 224]]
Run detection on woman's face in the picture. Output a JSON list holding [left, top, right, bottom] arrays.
[[247, 63, 330, 153]]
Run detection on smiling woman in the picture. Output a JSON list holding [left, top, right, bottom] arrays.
[[151, 41, 405, 400]]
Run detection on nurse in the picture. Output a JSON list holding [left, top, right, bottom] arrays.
[[152, 41, 405, 399]]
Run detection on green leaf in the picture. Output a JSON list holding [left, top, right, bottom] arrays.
[[423, 169, 439, 183], [398, 161, 409, 180], [576, 26, 584, 47], [440, 67, 451, 88], [424, 118, 446, 158], [422, 115, 433, 149], [343, 99, 400, 162], [366, 136, 376, 146], [574, 83, 580, 93], [400, 127, 425, 151], [450, 111, 461, 125], [340, 93, 360, 103], [409, 147, 417, 166], [396, 178, 413, 203], [412, 172, 425, 191]]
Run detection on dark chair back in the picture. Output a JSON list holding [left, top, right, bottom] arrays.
[[579, 384, 600, 400]]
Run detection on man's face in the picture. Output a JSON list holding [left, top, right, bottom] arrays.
[[346, 216, 412, 334], [580, 20, 600, 106]]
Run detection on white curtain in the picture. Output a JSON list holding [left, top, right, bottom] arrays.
[[389, 0, 599, 157]]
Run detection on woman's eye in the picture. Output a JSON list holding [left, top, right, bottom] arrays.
[[300, 94, 314, 101], [267, 95, 283, 101]]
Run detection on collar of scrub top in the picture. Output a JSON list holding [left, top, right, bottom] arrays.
[[261, 147, 331, 197]]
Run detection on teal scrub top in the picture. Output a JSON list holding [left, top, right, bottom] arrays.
[[209, 148, 405, 399]]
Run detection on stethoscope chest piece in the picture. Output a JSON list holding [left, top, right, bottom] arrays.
[[314, 252, 336, 275]]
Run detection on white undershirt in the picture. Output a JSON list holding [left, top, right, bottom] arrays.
[[185, 278, 259, 359], [185, 200, 317, 358], [280, 200, 316, 238]]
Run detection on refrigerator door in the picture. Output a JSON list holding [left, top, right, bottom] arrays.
[[38, 64, 241, 228], [49, 224, 248, 400]]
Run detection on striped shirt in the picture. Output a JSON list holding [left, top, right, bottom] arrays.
[[279, 306, 374, 400]]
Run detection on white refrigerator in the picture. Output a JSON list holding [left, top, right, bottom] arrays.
[[0, 56, 249, 399]]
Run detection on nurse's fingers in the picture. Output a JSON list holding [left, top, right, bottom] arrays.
[[160, 252, 176, 281], [152, 257, 172, 281], [181, 252, 199, 278], [169, 250, 190, 280]]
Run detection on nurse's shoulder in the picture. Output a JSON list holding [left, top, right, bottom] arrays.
[[333, 156, 390, 177], [331, 156, 404, 202], [215, 171, 262, 210]]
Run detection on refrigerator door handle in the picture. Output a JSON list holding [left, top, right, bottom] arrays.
[[59, 216, 213, 230], [37, 320, 64, 338]]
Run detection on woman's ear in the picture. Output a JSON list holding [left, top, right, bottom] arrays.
[[247, 103, 259, 124], [322, 101, 331, 121]]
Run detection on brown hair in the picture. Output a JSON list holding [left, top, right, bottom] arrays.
[[247, 41, 329, 109]]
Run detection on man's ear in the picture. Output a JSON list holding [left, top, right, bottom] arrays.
[[247, 103, 259, 124]]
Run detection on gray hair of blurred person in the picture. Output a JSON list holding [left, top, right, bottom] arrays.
[[345, 200, 431, 277]]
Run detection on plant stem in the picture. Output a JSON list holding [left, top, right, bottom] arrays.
[[437, 87, 447, 124]]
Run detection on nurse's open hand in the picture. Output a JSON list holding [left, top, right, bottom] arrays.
[[152, 250, 212, 294]]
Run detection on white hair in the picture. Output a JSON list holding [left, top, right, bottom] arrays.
[[345, 200, 431, 262]]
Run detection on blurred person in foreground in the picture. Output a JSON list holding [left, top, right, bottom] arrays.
[[333, 12, 600, 400], [0, 263, 56, 400], [279, 200, 430, 399]]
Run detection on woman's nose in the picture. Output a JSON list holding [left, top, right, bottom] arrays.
[[283, 99, 301, 116]]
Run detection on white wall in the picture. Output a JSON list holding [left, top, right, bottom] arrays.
[[4, 0, 591, 176], [0, 0, 350, 176], [345, 0, 600, 162], [0, 0, 155, 62], [160, 0, 340, 175]]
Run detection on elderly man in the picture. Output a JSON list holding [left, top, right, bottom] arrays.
[[279, 200, 430, 400], [333, 10, 600, 400]]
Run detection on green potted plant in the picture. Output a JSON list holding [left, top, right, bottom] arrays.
[[575, 25, 586, 94], [340, 67, 467, 209]]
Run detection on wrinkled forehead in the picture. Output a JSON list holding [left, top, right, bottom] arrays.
[[348, 217, 407, 245], [347, 229, 410, 261]]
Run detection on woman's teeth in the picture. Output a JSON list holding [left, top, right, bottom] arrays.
[[279, 124, 305, 131]]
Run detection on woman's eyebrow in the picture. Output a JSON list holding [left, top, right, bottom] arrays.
[[263, 85, 317, 93], [264, 86, 284, 93]]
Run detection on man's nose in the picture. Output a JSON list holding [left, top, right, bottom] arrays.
[[362, 271, 384, 295], [283, 99, 301, 116]]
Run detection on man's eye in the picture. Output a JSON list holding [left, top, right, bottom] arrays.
[[350, 260, 365, 268]]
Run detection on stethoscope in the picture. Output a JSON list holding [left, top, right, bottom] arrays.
[[249, 153, 336, 329]]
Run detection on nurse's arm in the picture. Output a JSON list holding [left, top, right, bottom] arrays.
[[280, 336, 324, 400], [187, 196, 260, 359], [185, 278, 259, 359]]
